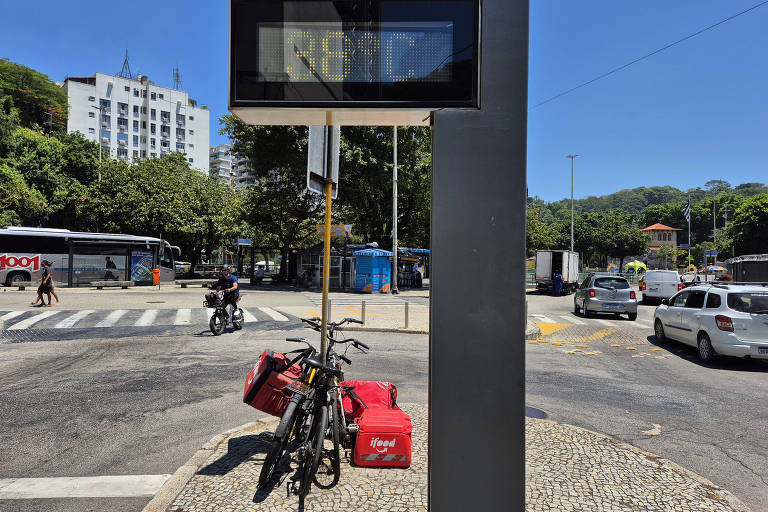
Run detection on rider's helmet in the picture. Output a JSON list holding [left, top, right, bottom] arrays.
[[221, 265, 231, 274]]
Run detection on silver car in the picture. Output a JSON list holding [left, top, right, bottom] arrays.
[[574, 274, 638, 321]]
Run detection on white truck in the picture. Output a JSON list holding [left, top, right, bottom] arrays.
[[535, 250, 579, 294]]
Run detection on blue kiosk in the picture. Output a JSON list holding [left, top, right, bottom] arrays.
[[353, 249, 392, 293]]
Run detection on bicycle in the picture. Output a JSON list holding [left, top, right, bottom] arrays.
[[204, 290, 244, 335], [257, 317, 368, 498]]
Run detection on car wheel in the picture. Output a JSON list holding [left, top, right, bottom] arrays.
[[654, 319, 666, 342], [628, 313, 637, 321], [574, 300, 580, 314], [583, 304, 592, 318], [697, 333, 717, 363]]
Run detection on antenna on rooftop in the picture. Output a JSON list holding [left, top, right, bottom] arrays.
[[173, 66, 183, 90], [118, 49, 134, 79]]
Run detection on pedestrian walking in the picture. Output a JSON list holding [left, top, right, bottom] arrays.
[[552, 272, 563, 297], [48, 261, 61, 305], [32, 260, 54, 307]]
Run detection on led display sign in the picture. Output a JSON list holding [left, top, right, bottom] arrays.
[[229, 0, 479, 110]]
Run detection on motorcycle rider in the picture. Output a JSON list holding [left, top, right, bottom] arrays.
[[216, 265, 240, 319]]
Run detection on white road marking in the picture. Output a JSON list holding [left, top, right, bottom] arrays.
[[259, 307, 289, 322], [561, 315, 585, 325], [94, 310, 128, 328], [7, 311, 58, 330], [134, 309, 159, 326], [0, 311, 25, 321], [174, 308, 192, 325], [241, 308, 259, 323], [54, 310, 95, 329], [595, 319, 617, 327], [0, 475, 170, 499], [532, 315, 556, 324]]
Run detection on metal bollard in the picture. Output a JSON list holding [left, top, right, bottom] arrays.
[[361, 300, 366, 324], [405, 301, 409, 329]]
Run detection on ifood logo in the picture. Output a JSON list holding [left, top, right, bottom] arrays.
[[370, 437, 396, 453], [0, 254, 41, 272]]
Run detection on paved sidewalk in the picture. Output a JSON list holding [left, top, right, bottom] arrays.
[[145, 404, 748, 512]]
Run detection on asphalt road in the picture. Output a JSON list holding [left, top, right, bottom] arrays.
[[0, 326, 427, 512], [526, 292, 768, 512]]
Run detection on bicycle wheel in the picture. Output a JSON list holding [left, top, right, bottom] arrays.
[[313, 397, 341, 489], [297, 402, 328, 499], [258, 399, 299, 488], [209, 312, 225, 335]]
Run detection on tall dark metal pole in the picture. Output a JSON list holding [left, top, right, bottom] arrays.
[[431, 0, 528, 509]]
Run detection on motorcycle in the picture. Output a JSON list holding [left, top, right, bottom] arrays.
[[204, 290, 244, 335]]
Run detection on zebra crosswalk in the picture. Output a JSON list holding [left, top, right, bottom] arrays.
[[304, 293, 406, 306], [531, 313, 653, 330], [0, 306, 297, 332]]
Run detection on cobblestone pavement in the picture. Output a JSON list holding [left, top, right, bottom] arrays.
[[166, 403, 427, 512], [161, 402, 747, 512]]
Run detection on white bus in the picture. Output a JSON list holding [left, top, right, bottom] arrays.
[[0, 227, 179, 287]]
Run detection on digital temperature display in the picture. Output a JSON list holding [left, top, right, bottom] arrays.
[[258, 23, 454, 83], [230, 0, 479, 109]]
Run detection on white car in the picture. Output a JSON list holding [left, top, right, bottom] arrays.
[[653, 284, 768, 363], [641, 270, 681, 305]]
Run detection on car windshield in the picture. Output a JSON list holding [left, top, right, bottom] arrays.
[[594, 278, 630, 289], [727, 293, 768, 314]]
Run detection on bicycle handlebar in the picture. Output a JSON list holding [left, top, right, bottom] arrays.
[[285, 337, 307, 343]]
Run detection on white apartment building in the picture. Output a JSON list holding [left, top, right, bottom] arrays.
[[209, 144, 254, 188], [63, 72, 210, 174]]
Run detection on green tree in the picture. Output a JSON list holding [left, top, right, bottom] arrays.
[[727, 194, 768, 255], [526, 207, 554, 256], [220, 117, 323, 280], [0, 162, 47, 227], [0, 59, 67, 132]]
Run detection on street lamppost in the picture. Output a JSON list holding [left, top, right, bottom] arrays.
[[566, 154, 578, 252]]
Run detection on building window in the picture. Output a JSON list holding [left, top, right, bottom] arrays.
[[151, 108, 156, 120], [161, 111, 170, 123], [88, 96, 95, 102], [189, 158, 193, 163], [150, 152, 156, 159], [89, 111, 95, 118], [150, 138, 156, 148], [124, 86, 130, 92], [141, 89, 147, 98], [161, 126, 170, 137], [161, 140, 170, 148], [133, 88, 139, 97], [133, 105, 139, 116], [88, 127, 95, 134], [99, 99, 111, 110], [118, 102, 128, 115], [189, 143, 194, 149], [150, 92, 156, 100], [189, 115, 194, 120], [158, 93, 164, 100], [142, 150, 148, 158], [151, 123, 156, 135], [176, 128, 185, 139], [133, 150, 139, 159], [100, 129, 111, 139], [117, 148, 128, 157], [100, 114, 111, 124], [133, 135, 139, 147], [176, 143, 185, 151], [141, 106, 147, 114], [140, 135, 147, 144], [133, 120, 139, 132], [189, 129, 194, 135]]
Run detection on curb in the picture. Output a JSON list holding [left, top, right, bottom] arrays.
[[529, 417, 751, 512], [343, 326, 429, 335], [141, 418, 279, 512], [525, 321, 540, 340]]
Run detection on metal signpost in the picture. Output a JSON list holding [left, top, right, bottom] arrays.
[[229, 1, 527, 508]]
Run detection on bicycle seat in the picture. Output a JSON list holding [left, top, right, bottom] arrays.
[[303, 356, 343, 379]]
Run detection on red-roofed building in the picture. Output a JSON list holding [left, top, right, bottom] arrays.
[[643, 223, 682, 268]]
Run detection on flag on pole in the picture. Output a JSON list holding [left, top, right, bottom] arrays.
[[683, 199, 691, 222]]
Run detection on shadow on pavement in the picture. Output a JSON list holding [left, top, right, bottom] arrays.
[[197, 432, 272, 476], [646, 335, 768, 373]]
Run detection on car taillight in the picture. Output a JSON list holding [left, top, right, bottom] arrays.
[[641, 282, 646, 290], [715, 315, 734, 332], [630, 291, 636, 300], [589, 289, 596, 298], [678, 283, 683, 291]]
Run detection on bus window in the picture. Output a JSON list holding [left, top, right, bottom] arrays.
[[160, 244, 174, 269]]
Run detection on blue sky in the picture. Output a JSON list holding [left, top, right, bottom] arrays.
[[2, 1, 767, 201]]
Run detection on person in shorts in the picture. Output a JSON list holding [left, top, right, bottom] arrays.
[[32, 260, 54, 306], [216, 266, 240, 318]]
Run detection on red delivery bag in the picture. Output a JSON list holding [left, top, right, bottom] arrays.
[[243, 350, 302, 417], [353, 408, 412, 468], [342, 380, 397, 420]]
